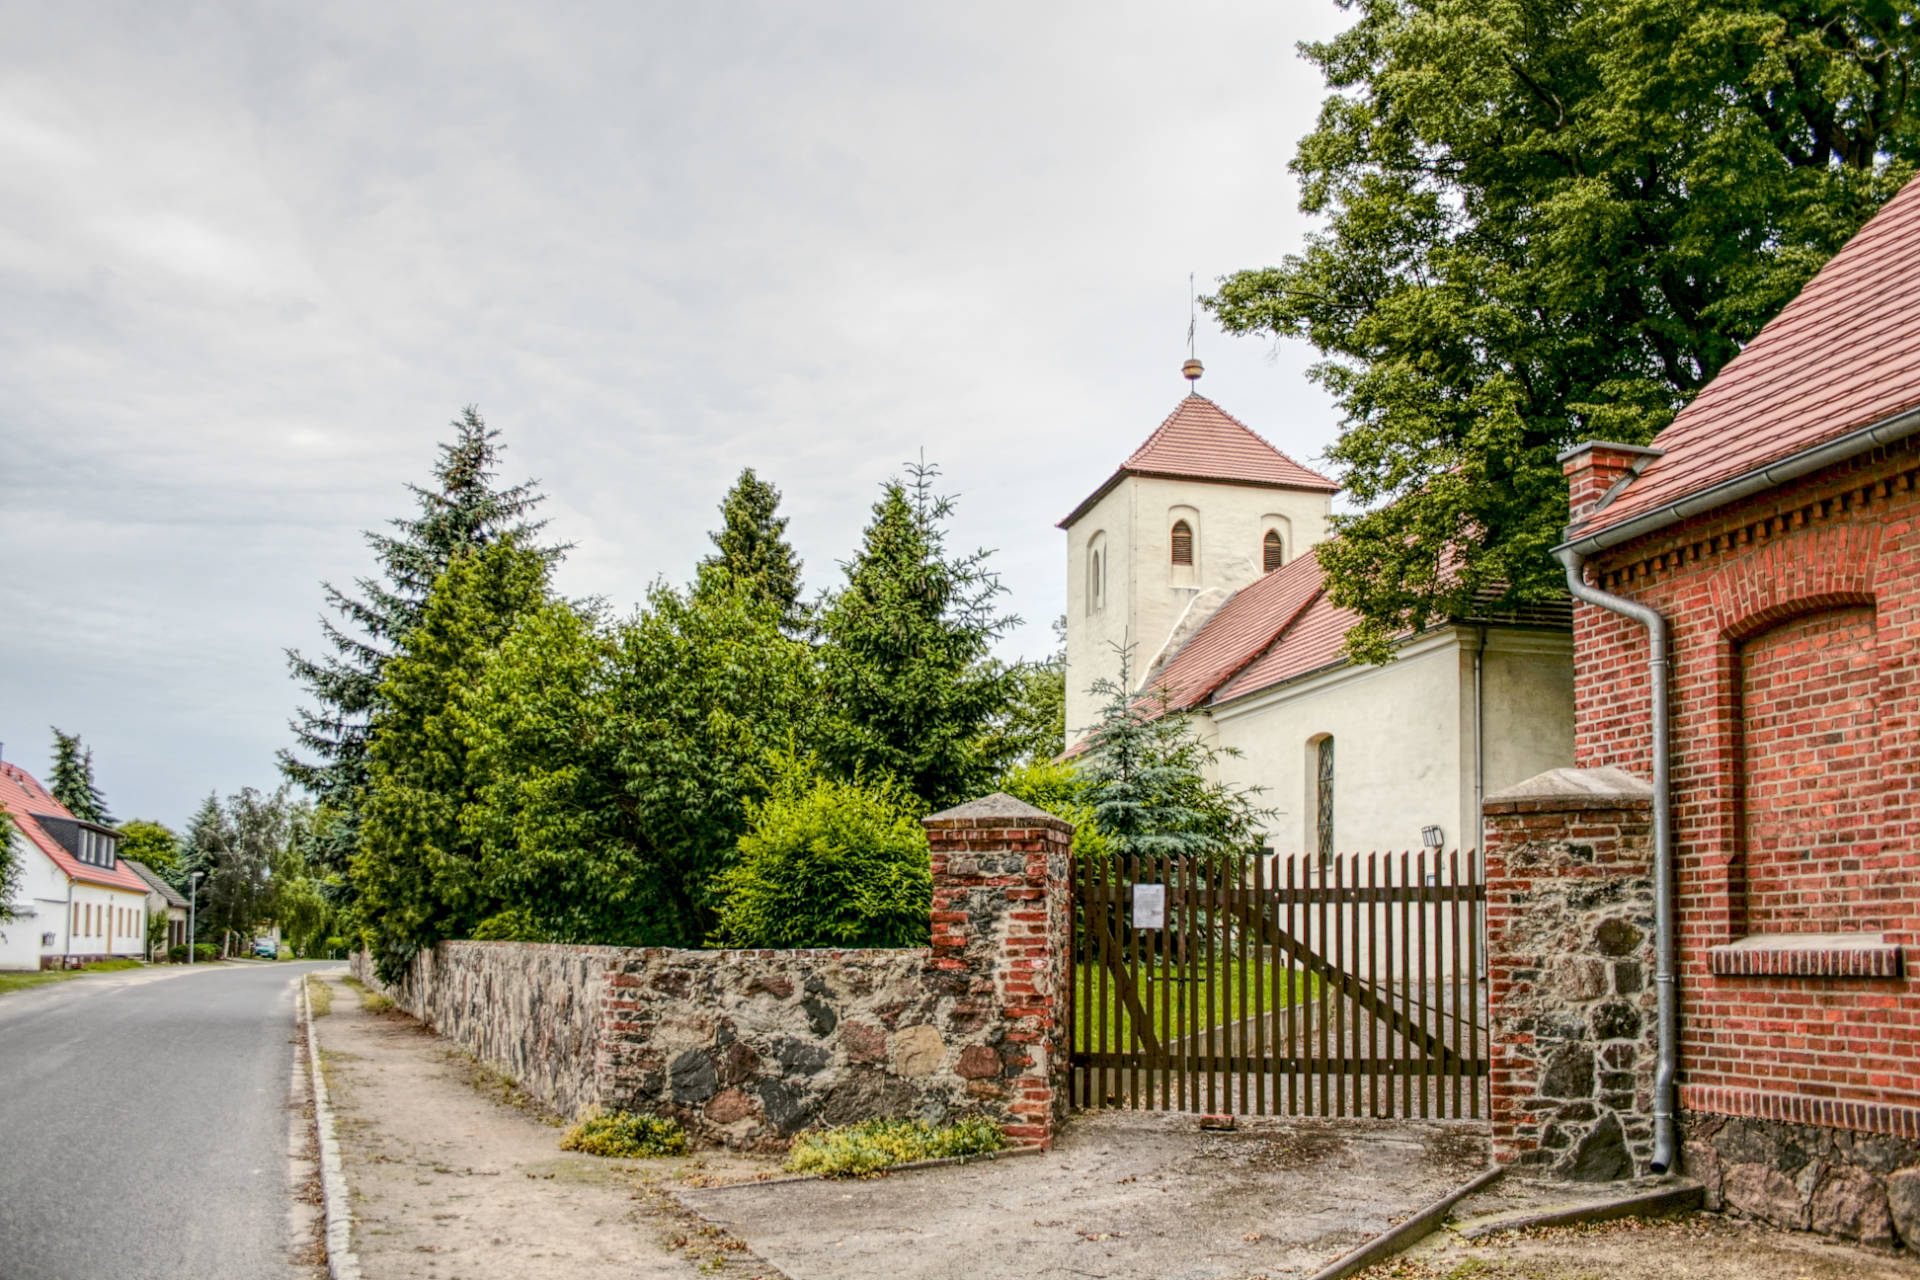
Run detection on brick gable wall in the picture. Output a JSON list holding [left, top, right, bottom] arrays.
[[1571, 437, 1920, 1127]]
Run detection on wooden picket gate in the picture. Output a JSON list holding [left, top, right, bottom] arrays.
[[1069, 850, 1487, 1119]]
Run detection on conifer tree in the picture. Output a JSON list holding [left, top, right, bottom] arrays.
[[47, 728, 111, 825], [280, 408, 563, 878], [1078, 648, 1266, 868], [354, 539, 554, 981], [694, 467, 805, 631], [815, 461, 1019, 809]]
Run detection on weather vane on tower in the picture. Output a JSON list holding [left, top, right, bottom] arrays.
[[1183, 271, 1203, 392]]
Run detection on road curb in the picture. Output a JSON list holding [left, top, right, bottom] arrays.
[[300, 977, 363, 1280], [1304, 1164, 1506, 1280], [1454, 1179, 1703, 1238]]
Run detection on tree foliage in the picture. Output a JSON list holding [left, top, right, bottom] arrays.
[[118, 819, 180, 876], [461, 581, 819, 948], [695, 467, 806, 631], [709, 753, 931, 950], [1208, 0, 1920, 658], [987, 616, 1067, 769], [0, 805, 23, 932], [354, 540, 554, 982], [281, 407, 562, 877], [48, 727, 111, 824], [1077, 649, 1269, 866], [182, 787, 287, 955], [816, 462, 1020, 809]]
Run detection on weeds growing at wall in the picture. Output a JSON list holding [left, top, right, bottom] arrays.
[[785, 1116, 1006, 1177], [560, 1110, 689, 1158]]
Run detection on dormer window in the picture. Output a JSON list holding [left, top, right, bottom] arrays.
[[1170, 520, 1194, 566], [77, 826, 116, 869], [1263, 530, 1284, 572]]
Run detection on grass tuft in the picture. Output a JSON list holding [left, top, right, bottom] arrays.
[[560, 1110, 689, 1158], [785, 1116, 1006, 1178], [306, 974, 333, 1017]]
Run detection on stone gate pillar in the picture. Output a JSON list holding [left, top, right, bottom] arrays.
[[923, 793, 1074, 1148], [1484, 767, 1660, 1178]]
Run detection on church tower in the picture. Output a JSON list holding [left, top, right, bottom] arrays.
[[1058, 366, 1338, 746]]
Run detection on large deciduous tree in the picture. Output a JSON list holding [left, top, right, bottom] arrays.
[[182, 788, 287, 955], [117, 819, 181, 876], [353, 539, 554, 982], [281, 408, 562, 877], [816, 462, 1020, 809], [1207, 0, 1920, 659], [695, 467, 806, 631], [48, 728, 111, 824]]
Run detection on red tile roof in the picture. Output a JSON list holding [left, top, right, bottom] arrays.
[[1059, 394, 1338, 528], [1146, 553, 1328, 710], [1582, 172, 1920, 536], [0, 762, 148, 894]]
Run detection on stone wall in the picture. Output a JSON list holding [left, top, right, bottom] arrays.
[[351, 792, 1074, 1150], [1682, 1112, 1920, 1247], [1484, 768, 1661, 1180], [350, 942, 621, 1121]]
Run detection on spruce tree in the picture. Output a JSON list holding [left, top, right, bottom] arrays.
[[354, 539, 554, 981], [815, 461, 1019, 809], [1078, 647, 1266, 868], [280, 407, 563, 878], [47, 728, 111, 824], [694, 467, 805, 630]]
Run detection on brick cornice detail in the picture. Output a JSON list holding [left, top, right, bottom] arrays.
[[1707, 938, 1903, 978], [1682, 1084, 1920, 1140]]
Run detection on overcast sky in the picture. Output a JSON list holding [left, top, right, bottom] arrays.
[[0, 1, 1350, 830]]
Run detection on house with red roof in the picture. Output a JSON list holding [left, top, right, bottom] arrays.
[[0, 757, 150, 970], [1553, 170, 1920, 1222], [1060, 372, 1575, 862]]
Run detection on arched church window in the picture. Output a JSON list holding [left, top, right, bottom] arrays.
[[1170, 520, 1193, 566], [1263, 530, 1284, 573], [1313, 735, 1335, 864], [1089, 549, 1103, 611]]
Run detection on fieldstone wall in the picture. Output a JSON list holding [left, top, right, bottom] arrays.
[[1682, 1113, 1920, 1247], [350, 942, 621, 1121], [351, 792, 1074, 1150], [1484, 768, 1660, 1179]]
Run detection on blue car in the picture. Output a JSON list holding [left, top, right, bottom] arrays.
[[253, 940, 277, 959]]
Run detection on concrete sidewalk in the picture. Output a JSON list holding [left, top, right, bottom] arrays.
[[307, 970, 783, 1280], [679, 1110, 1491, 1280]]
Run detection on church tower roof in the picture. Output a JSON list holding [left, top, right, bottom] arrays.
[[1057, 393, 1337, 529]]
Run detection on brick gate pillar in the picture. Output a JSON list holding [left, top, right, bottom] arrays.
[[923, 793, 1074, 1148], [1484, 767, 1660, 1179]]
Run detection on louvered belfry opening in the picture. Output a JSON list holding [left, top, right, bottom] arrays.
[[1263, 530, 1284, 572], [1170, 520, 1194, 565]]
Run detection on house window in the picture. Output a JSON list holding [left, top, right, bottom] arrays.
[[1313, 735, 1335, 864], [1263, 530, 1284, 572], [1171, 520, 1194, 565]]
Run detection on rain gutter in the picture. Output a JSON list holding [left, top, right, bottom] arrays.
[[1551, 401, 1920, 1178]]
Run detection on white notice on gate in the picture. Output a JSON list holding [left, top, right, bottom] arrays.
[[1131, 883, 1166, 929]]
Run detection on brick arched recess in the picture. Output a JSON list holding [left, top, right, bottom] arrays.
[[1730, 601, 1885, 937]]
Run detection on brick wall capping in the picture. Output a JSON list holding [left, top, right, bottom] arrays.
[[1707, 932, 1903, 979], [923, 792, 1075, 833], [1556, 439, 1667, 466], [1483, 767, 1653, 813]]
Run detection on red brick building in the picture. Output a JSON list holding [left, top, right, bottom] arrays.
[[1558, 171, 1920, 1216]]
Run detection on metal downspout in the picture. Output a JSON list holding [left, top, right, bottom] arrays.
[[1473, 627, 1488, 978], [1555, 545, 1677, 1175]]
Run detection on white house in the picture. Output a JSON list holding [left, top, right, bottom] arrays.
[[0, 759, 149, 971], [1060, 372, 1576, 865]]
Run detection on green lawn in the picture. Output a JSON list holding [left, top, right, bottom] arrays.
[[0, 958, 146, 996], [1073, 956, 1309, 1053]]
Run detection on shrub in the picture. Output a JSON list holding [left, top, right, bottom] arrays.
[[785, 1116, 1006, 1177], [709, 753, 931, 949], [559, 1110, 688, 1158], [471, 909, 545, 942], [194, 942, 218, 962], [167, 945, 188, 963]]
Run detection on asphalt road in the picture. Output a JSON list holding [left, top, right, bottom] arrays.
[[0, 961, 331, 1280]]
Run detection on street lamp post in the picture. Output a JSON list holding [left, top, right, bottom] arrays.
[[187, 871, 203, 965]]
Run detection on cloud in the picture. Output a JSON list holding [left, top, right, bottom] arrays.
[[0, 0, 1349, 827]]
